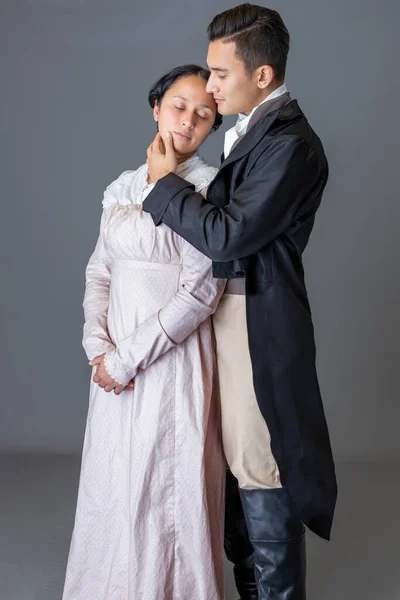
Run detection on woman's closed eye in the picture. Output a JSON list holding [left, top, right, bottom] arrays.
[[175, 106, 209, 120]]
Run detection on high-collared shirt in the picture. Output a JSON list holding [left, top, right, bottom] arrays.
[[223, 83, 288, 158]]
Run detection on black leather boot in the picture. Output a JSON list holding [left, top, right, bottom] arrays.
[[225, 470, 258, 600], [239, 488, 306, 599]]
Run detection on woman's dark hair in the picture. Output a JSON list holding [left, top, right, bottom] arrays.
[[207, 4, 290, 82], [148, 64, 222, 132]]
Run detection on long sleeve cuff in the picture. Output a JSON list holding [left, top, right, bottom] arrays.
[[82, 321, 115, 361], [142, 173, 194, 225], [102, 313, 177, 386], [83, 338, 115, 362]]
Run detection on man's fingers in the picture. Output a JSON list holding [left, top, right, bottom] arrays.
[[163, 131, 174, 155], [93, 372, 101, 384], [114, 385, 125, 396], [154, 132, 163, 150], [152, 132, 166, 155]]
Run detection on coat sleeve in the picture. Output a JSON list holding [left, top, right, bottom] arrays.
[[142, 136, 319, 262], [103, 241, 226, 386], [82, 210, 115, 360]]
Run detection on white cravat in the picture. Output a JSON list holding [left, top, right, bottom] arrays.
[[224, 83, 288, 158]]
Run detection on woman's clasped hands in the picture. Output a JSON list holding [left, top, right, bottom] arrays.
[[89, 354, 135, 395]]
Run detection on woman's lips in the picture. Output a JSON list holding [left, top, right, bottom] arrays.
[[214, 98, 224, 103], [173, 131, 191, 140]]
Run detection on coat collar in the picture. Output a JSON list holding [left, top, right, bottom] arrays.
[[220, 97, 303, 169]]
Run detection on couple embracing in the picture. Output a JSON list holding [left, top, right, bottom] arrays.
[[63, 4, 337, 599]]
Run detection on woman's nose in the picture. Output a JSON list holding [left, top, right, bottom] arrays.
[[182, 115, 195, 129]]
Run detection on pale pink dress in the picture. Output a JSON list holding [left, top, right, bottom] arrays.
[[62, 155, 226, 600]]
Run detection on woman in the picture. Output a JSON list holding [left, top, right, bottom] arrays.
[[62, 65, 226, 600]]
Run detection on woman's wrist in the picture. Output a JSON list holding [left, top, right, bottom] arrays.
[[84, 338, 115, 362], [103, 349, 132, 387]]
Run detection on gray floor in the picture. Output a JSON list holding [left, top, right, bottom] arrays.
[[0, 456, 398, 600]]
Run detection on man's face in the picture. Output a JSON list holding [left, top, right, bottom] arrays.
[[206, 40, 264, 116]]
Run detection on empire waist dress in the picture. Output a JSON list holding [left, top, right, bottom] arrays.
[[62, 155, 226, 600]]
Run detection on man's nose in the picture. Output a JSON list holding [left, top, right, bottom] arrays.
[[206, 76, 218, 94]]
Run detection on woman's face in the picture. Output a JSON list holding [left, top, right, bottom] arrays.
[[154, 75, 217, 158]]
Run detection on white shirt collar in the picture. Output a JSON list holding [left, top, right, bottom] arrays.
[[224, 83, 288, 158], [235, 83, 287, 135]]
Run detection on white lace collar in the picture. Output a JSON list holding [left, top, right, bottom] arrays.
[[102, 153, 218, 209], [139, 153, 214, 202]]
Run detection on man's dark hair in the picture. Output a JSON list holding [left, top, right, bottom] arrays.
[[148, 64, 222, 132], [207, 4, 290, 81]]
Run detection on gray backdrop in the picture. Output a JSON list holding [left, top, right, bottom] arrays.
[[1, 0, 399, 461]]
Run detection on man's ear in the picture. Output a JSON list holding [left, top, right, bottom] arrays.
[[257, 65, 274, 89]]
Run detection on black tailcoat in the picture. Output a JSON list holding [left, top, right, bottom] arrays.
[[143, 99, 337, 540]]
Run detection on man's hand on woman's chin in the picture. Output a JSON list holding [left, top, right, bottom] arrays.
[[147, 132, 177, 184]]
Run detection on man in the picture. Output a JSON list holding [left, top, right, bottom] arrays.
[[144, 4, 337, 599]]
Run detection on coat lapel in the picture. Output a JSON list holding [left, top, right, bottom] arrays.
[[220, 94, 296, 169], [209, 99, 303, 207]]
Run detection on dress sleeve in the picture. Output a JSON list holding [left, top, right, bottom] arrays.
[[103, 241, 226, 386], [82, 209, 115, 360]]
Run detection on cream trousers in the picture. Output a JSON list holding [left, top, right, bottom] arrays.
[[212, 294, 281, 490]]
